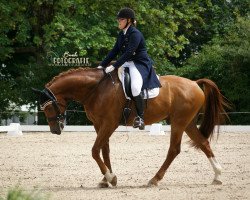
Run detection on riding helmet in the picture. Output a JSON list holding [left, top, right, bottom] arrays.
[[117, 8, 135, 19]]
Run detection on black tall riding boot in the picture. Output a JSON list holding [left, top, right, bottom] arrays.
[[133, 92, 145, 130]]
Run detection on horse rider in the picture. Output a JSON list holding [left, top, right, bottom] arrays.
[[98, 7, 161, 130]]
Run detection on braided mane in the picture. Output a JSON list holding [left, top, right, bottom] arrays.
[[45, 67, 94, 87]]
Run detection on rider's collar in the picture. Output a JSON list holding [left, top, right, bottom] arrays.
[[123, 25, 130, 35]]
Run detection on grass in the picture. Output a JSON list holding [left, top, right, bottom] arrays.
[[0, 187, 50, 200]]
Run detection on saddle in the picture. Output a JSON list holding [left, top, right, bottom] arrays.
[[118, 67, 160, 125], [124, 67, 133, 99], [118, 66, 160, 100], [120, 67, 133, 125]]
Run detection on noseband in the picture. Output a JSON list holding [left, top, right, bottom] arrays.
[[40, 88, 65, 128]]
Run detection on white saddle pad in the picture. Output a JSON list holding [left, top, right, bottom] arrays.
[[118, 66, 160, 100]]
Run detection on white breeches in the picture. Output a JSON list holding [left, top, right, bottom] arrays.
[[122, 61, 143, 97]]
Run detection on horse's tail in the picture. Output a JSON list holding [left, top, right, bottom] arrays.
[[196, 78, 230, 140]]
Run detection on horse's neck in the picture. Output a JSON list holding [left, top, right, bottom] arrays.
[[49, 69, 104, 102]]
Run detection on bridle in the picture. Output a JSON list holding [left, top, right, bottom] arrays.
[[40, 88, 66, 129], [40, 70, 114, 128]]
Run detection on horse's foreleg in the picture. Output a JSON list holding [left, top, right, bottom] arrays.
[[102, 141, 112, 172], [92, 129, 117, 187], [93, 125, 113, 188], [185, 122, 222, 185], [98, 141, 112, 188], [148, 125, 184, 186]]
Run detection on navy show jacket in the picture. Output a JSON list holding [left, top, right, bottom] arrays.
[[100, 26, 161, 90]]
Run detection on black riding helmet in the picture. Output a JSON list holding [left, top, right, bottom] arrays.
[[117, 7, 135, 19], [117, 8, 136, 28]]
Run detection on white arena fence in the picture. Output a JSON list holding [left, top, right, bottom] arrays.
[[0, 111, 250, 135], [0, 123, 250, 136], [1, 111, 249, 126]]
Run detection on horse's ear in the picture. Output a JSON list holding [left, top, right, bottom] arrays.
[[31, 88, 43, 96]]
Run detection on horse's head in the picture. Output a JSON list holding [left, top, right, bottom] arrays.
[[32, 88, 66, 135]]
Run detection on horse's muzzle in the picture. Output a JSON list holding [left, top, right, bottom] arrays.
[[51, 130, 61, 135], [50, 127, 62, 135], [50, 121, 64, 135]]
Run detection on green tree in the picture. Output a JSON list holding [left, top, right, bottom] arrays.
[[0, 0, 204, 123], [177, 17, 250, 124], [170, 0, 250, 66]]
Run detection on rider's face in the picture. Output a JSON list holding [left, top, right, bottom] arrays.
[[117, 18, 127, 30]]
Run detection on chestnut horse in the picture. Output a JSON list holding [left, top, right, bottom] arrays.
[[32, 67, 228, 187]]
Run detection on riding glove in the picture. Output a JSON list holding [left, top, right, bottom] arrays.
[[105, 65, 115, 73]]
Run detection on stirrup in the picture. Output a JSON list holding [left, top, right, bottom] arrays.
[[133, 116, 145, 130]]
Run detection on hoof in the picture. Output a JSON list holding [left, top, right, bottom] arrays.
[[98, 180, 109, 188], [148, 178, 158, 187], [212, 179, 222, 185], [110, 175, 117, 187]]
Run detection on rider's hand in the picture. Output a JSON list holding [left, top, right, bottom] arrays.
[[105, 65, 115, 73], [97, 65, 103, 69]]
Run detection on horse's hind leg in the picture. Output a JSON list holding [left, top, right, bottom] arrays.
[[148, 122, 185, 186], [185, 121, 222, 184]]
